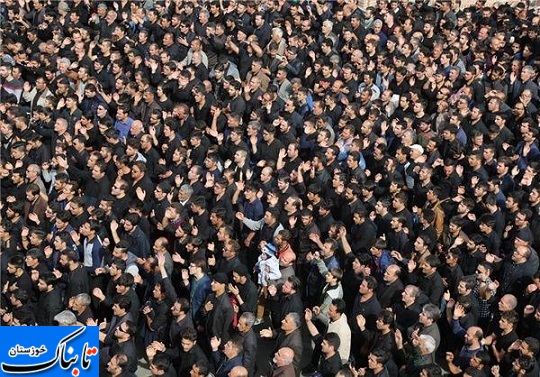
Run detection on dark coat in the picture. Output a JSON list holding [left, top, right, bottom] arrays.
[[35, 287, 63, 325], [205, 291, 234, 343]]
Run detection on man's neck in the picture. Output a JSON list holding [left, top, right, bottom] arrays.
[[174, 311, 186, 323], [193, 272, 204, 280], [372, 363, 384, 374], [361, 292, 373, 301]]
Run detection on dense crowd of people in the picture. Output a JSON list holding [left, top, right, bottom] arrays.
[[1, 0, 540, 376]]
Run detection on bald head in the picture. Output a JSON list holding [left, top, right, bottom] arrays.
[[274, 347, 294, 367], [229, 366, 248, 377], [384, 264, 401, 283], [499, 294, 518, 311]]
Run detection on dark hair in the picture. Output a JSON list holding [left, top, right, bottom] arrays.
[[114, 295, 132, 311], [331, 298, 347, 314], [362, 276, 378, 291], [324, 332, 341, 351], [151, 352, 172, 373], [116, 272, 133, 287]]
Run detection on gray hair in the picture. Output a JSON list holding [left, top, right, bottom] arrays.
[[248, 121, 261, 131], [239, 312, 255, 327], [272, 27, 283, 38], [27, 164, 41, 175], [419, 335, 436, 353], [402, 129, 416, 143], [406, 285, 421, 299], [179, 184, 193, 196], [523, 65, 535, 75], [422, 303, 441, 322], [323, 20, 333, 29], [54, 310, 77, 325], [75, 293, 91, 306], [287, 312, 302, 329], [59, 58, 71, 67]]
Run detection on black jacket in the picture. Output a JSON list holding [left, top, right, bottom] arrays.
[[35, 287, 63, 325]]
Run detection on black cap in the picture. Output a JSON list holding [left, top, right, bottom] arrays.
[[212, 273, 228, 285], [233, 264, 249, 278]]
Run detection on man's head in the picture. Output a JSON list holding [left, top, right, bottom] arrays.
[[281, 313, 301, 333], [223, 335, 243, 360], [321, 332, 340, 356], [273, 347, 294, 367]]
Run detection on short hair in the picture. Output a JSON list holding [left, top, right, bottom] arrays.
[[151, 352, 172, 373], [420, 335, 436, 353], [39, 271, 56, 285], [191, 257, 207, 270], [500, 310, 519, 326], [114, 295, 132, 311], [421, 364, 442, 377], [370, 349, 390, 365], [74, 293, 91, 306], [54, 310, 77, 325], [239, 312, 255, 328], [328, 267, 343, 281], [377, 309, 395, 326], [362, 276, 378, 291], [13, 308, 35, 325], [523, 337, 540, 357], [181, 327, 198, 342], [228, 334, 244, 354], [459, 275, 476, 291], [324, 332, 341, 351], [331, 298, 347, 314], [116, 272, 133, 287], [422, 304, 441, 321], [424, 255, 441, 269], [287, 312, 302, 329]]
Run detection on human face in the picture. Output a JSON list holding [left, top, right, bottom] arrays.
[[325, 271, 336, 284], [131, 166, 143, 180], [420, 262, 432, 275], [211, 280, 224, 292], [223, 340, 238, 358], [111, 303, 124, 316], [152, 284, 164, 299], [187, 262, 199, 276], [418, 310, 431, 325], [359, 279, 370, 295], [181, 338, 195, 352], [414, 237, 425, 252], [281, 281, 294, 295], [123, 220, 134, 232], [281, 315, 295, 332], [352, 258, 363, 274], [511, 248, 528, 264], [107, 355, 121, 374], [237, 319, 249, 333]]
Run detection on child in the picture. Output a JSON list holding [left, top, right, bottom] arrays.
[[255, 243, 282, 286], [254, 243, 282, 324]]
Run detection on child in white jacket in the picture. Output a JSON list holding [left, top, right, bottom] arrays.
[[255, 243, 282, 286]]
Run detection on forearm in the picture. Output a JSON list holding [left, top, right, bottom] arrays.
[[305, 319, 320, 337]]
